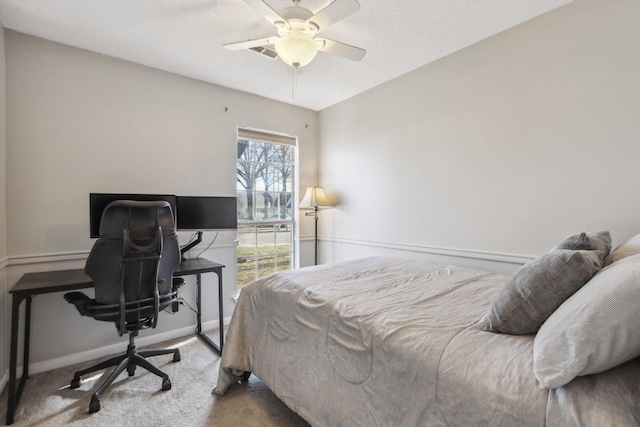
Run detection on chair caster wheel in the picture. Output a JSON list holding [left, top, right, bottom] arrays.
[[162, 379, 171, 391], [173, 351, 180, 362], [127, 366, 136, 377], [241, 372, 251, 382], [89, 399, 101, 413], [71, 377, 81, 389]]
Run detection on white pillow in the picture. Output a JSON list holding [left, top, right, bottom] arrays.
[[605, 232, 640, 265], [533, 254, 640, 389]]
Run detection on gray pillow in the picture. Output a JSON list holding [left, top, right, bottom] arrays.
[[483, 249, 602, 335], [534, 254, 640, 388], [553, 230, 611, 261]]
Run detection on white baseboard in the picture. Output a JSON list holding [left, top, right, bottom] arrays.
[[7, 316, 231, 379]]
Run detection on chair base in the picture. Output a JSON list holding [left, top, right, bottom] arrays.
[[70, 334, 180, 414]]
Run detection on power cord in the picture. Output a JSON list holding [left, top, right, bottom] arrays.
[[195, 231, 219, 259], [164, 296, 198, 315], [182, 231, 218, 260]]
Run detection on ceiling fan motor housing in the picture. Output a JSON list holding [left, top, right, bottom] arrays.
[[225, 0, 365, 67]]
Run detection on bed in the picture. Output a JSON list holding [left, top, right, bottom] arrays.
[[215, 231, 640, 426]]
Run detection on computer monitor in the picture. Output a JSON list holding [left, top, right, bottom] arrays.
[[89, 193, 177, 238], [175, 196, 237, 231]]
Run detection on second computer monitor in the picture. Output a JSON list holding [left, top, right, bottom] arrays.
[[175, 196, 237, 231]]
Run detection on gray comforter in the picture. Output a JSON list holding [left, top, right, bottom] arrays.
[[215, 256, 640, 426]]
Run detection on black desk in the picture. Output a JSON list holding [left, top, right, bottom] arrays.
[[5, 258, 224, 425], [174, 258, 225, 352]]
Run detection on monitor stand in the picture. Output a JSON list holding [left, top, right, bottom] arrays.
[[181, 231, 202, 261]]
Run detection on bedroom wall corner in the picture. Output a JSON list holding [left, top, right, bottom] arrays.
[[317, 0, 640, 272], [0, 23, 8, 393]]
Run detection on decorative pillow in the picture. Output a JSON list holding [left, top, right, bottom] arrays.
[[534, 254, 640, 389], [553, 230, 611, 261], [483, 249, 602, 335], [605, 233, 640, 265]]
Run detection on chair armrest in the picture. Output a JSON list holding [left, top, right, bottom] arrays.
[[64, 292, 92, 316], [173, 277, 185, 291]]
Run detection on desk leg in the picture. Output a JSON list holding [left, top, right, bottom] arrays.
[[217, 271, 224, 351], [23, 297, 32, 380], [195, 272, 222, 354], [195, 273, 202, 335], [6, 295, 30, 425], [6, 295, 20, 425]]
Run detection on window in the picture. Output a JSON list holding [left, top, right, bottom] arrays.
[[236, 128, 296, 290]]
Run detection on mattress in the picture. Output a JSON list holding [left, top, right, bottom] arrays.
[[215, 256, 640, 426]]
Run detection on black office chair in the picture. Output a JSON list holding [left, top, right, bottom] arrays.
[[65, 200, 183, 414]]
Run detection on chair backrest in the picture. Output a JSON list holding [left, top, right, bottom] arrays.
[[85, 200, 181, 335]]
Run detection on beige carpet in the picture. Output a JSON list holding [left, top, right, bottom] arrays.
[[0, 331, 310, 427]]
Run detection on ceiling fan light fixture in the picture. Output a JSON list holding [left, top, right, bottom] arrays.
[[275, 31, 318, 68]]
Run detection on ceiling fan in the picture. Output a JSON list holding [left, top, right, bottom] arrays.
[[224, 0, 366, 69]]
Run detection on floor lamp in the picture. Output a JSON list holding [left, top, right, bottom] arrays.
[[299, 186, 332, 265]]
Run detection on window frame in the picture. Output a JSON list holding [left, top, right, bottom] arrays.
[[236, 128, 297, 291]]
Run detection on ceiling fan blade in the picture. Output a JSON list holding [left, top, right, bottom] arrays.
[[317, 38, 366, 61], [242, 0, 284, 26], [309, 0, 360, 32], [224, 37, 275, 51]]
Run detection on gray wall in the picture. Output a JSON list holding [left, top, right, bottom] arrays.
[[2, 0, 639, 383], [0, 23, 6, 388], [318, 0, 640, 273], [2, 30, 319, 376]]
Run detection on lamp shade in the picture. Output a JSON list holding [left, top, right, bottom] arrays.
[[275, 31, 318, 68], [299, 186, 332, 208]]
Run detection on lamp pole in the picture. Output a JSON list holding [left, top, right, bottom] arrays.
[[305, 207, 319, 265], [300, 186, 332, 266], [313, 206, 319, 265]]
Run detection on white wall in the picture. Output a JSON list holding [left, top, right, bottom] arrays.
[[3, 30, 319, 370], [2, 0, 639, 380], [318, 0, 640, 273], [0, 23, 7, 389]]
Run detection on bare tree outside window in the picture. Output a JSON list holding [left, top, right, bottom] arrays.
[[237, 136, 295, 289]]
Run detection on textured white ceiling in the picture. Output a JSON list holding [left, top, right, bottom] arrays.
[[0, 0, 572, 111]]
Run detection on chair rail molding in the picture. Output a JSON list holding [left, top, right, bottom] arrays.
[[322, 235, 536, 266], [8, 250, 89, 266], [6, 240, 239, 267]]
